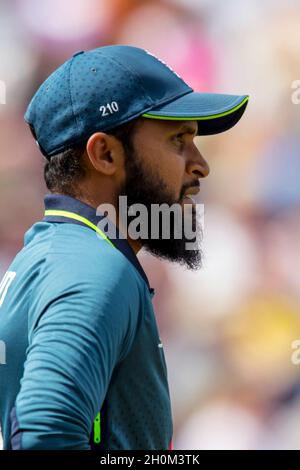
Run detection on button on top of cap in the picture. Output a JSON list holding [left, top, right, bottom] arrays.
[[73, 51, 84, 57]]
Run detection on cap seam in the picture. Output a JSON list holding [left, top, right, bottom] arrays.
[[146, 88, 193, 110], [68, 57, 82, 137], [98, 51, 153, 106]]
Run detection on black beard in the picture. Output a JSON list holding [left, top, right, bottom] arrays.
[[119, 147, 203, 270]]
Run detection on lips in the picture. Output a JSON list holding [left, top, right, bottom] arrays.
[[181, 185, 200, 205], [183, 186, 200, 197], [181, 195, 195, 205]]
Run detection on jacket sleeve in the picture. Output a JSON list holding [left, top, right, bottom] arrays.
[[10, 252, 141, 450]]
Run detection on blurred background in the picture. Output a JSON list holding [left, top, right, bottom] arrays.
[[1, 0, 300, 450]]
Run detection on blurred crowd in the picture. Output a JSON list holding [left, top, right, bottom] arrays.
[[1, 0, 300, 450]]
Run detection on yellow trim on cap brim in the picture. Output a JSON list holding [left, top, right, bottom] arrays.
[[142, 96, 249, 120]]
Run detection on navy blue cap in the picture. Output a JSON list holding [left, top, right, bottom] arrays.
[[24, 45, 249, 158]]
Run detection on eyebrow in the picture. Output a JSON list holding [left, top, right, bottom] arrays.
[[176, 122, 198, 135]]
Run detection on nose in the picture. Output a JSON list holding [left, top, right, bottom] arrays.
[[186, 147, 210, 179]]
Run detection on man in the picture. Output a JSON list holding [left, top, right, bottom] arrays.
[[0, 45, 248, 450]]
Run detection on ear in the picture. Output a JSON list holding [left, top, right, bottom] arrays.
[[86, 132, 124, 176]]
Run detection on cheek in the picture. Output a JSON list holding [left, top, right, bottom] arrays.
[[165, 159, 184, 196], [158, 148, 186, 196], [116, 157, 127, 191], [155, 149, 185, 188], [139, 139, 185, 197]]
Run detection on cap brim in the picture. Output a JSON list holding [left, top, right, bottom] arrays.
[[142, 92, 249, 135]]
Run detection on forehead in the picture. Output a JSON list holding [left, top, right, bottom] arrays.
[[138, 117, 198, 136]]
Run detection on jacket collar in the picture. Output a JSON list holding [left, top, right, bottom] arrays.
[[43, 194, 154, 294]]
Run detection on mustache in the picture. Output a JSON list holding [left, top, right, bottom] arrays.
[[179, 181, 200, 201]]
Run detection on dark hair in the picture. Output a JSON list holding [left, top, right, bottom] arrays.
[[42, 119, 139, 196]]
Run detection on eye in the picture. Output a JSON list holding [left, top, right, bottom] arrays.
[[175, 132, 185, 140], [172, 132, 186, 145]]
